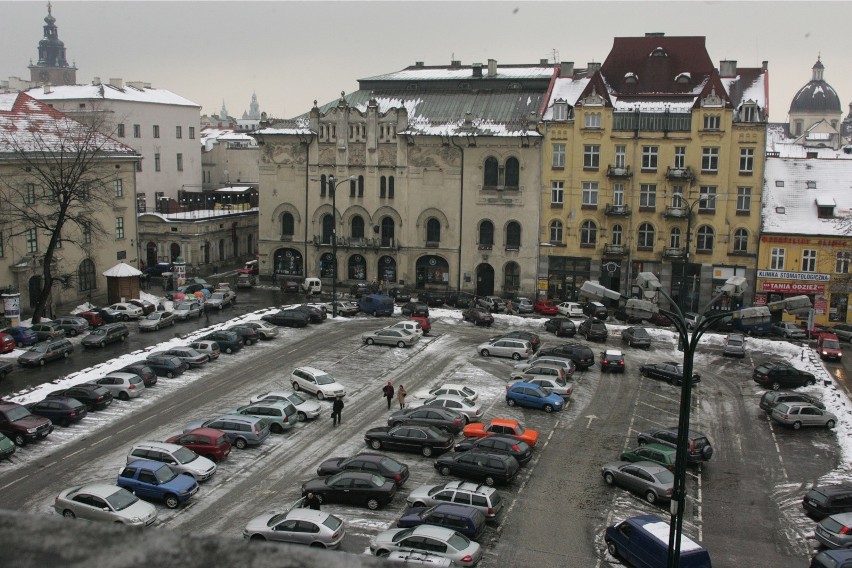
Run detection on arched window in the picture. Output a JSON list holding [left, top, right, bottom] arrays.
[[505, 157, 520, 189], [320, 174, 327, 197], [479, 221, 494, 246], [351, 215, 365, 240], [281, 212, 294, 238], [580, 220, 597, 246], [348, 254, 367, 280], [218, 239, 225, 260], [426, 218, 441, 243], [78, 259, 96, 292], [611, 224, 623, 246], [733, 228, 748, 253], [637, 223, 655, 249], [388, 176, 395, 198], [696, 225, 714, 252], [380, 176, 387, 198], [504, 262, 520, 291], [506, 222, 521, 249], [378, 256, 397, 283], [669, 227, 681, 249], [380, 217, 395, 247], [321, 213, 334, 244], [484, 157, 499, 188], [549, 220, 563, 243]]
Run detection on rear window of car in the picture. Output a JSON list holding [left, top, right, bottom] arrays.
[[380, 457, 403, 473], [448, 533, 471, 550], [322, 514, 342, 531], [215, 435, 228, 446]]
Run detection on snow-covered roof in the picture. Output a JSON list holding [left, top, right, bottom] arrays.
[[762, 158, 852, 235], [541, 77, 591, 120], [102, 262, 142, 277], [27, 83, 200, 108], [200, 127, 258, 151], [361, 65, 554, 82], [215, 186, 253, 193], [139, 207, 258, 222], [609, 96, 696, 113]]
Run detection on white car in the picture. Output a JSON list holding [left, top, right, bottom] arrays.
[[556, 302, 583, 318], [54, 483, 157, 527], [387, 320, 424, 338], [476, 338, 532, 360], [241, 320, 279, 340], [108, 302, 144, 320], [249, 390, 322, 421], [290, 366, 346, 400], [94, 372, 146, 401], [413, 383, 479, 402], [173, 301, 203, 320]]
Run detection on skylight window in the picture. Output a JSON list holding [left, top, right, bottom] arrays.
[[775, 181, 784, 187], [806, 181, 816, 189], [775, 206, 786, 214]]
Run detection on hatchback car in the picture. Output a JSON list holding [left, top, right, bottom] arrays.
[[127, 441, 217, 482], [407, 480, 504, 521], [505, 382, 564, 413], [95, 372, 146, 401], [478, 296, 506, 313], [138, 311, 177, 331], [515, 297, 534, 314], [2, 326, 39, 347], [52, 316, 90, 337], [583, 301, 609, 320], [462, 308, 494, 327], [290, 366, 346, 400], [0, 333, 16, 354], [81, 323, 129, 348], [117, 459, 199, 509], [118, 362, 159, 388], [365, 424, 455, 457], [556, 301, 584, 318], [0, 360, 12, 380], [760, 391, 824, 414], [533, 299, 559, 315], [637, 427, 713, 463], [516, 355, 576, 377], [476, 338, 531, 360], [753, 360, 816, 390], [144, 354, 189, 378], [620, 443, 677, 471], [25, 397, 87, 427], [226, 401, 297, 434], [302, 471, 397, 510], [453, 435, 533, 466], [804, 485, 852, 521], [621, 327, 652, 348], [401, 302, 430, 317], [435, 450, 520, 486], [600, 349, 626, 373], [249, 390, 322, 421], [363, 328, 419, 348], [388, 320, 424, 338], [17, 338, 73, 367], [544, 317, 576, 337], [397, 503, 487, 541], [579, 317, 608, 341], [601, 460, 674, 504], [317, 453, 410, 487], [388, 287, 413, 303], [771, 402, 837, 430], [188, 340, 221, 360], [166, 427, 232, 462], [722, 333, 746, 358], [243, 503, 345, 549], [76, 311, 104, 328], [200, 331, 244, 353], [29, 322, 66, 342], [53, 483, 157, 527], [816, 512, 852, 550], [371, 525, 482, 567], [184, 415, 271, 449]]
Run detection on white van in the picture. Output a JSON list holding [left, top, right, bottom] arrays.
[[302, 278, 322, 295]]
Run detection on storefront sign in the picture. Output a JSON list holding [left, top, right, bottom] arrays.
[[757, 270, 830, 282], [761, 282, 825, 294], [761, 236, 848, 247], [815, 296, 827, 315]]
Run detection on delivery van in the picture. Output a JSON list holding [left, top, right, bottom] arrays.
[[359, 294, 395, 317], [301, 277, 322, 295], [605, 514, 711, 568]]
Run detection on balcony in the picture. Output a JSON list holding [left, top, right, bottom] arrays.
[[603, 244, 626, 257], [663, 247, 685, 258], [606, 165, 632, 178], [665, 166, 695, 182], [477, 244, 493, 251], [604, 204, 631, 216], [664, 206, 689, 219]]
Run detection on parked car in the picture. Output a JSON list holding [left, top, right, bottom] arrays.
[[825, 323, 852, 343], [243, 502, 345, 548], [446, 291, 475, 309], [517, 355, 576, 377], [363, 328, 419, 348], [25, 397, 87, 427], [0, 333, 16, 354], [620, 444, 677, 471], [583, 301, 609, 320], [249, 390, 322, 421], [462, 418, 539, 447], [533, 299, 559, 315], [389, 407, 465, 435], [94, 307, 125, 324], [29, 322, 66, 342], [187, 340, 221, 360], [388, 287, 413, 303], [76, 310, 104, 328], [773, 321, 807, 339], [462, 307, 494, 327], [165, 427, 232, 462], [640, 361, 700, 386], [621, 327, 652, 348], [205, 291, 233, 311], [515, 297, 534, 314], [505, 382, 564, 412], [810, 549, 852, 568], [388, 320, 424, 338], [476, 337, 531, 360], [613, 306, 644, 324], [302, 471, 397, 510], [0, 402, 53, 446], [108, 302, 144, 320], [771, 402, 837, 430], [317, 453, 410, 487], [683, 312, 702, 330], [143, 263, 172, 278], [364, 424, 454, 457], [200, 330, 243, 354], [815, 512, 852, 550], [81, 323, 129, 348], [544, 317, 576, 337], [138, 311, 177, 331], [326, 300, 360, 317], [226, 401, 297, 434], [454, 435, 533, 466], [537, 342, 595, 369], [495, 331, 540, 352], [291, 366, 346, 400], [226, 324, 260, 346], [47, 384, 113, 411], [419, 291, 447, 308], [240, 320, 279, 340], [637, 427, 713, 463], [127, 441, 216, 482], [53, 483, 157, 527], [804, 485, 852, 521], [409, 395, 483, 424], [509, 363, 566, 385], [752, 360, 816, 390], [0, 360, 13, 380], [117, 459, 199, 509], [600, 349, 626, 373], [17, 338, 73, 367], [371, 525, 482, 566], [406, 480, 504, 521], [350, 282, 372, 298], [601, 460, 673, 504], [144, 354, 189, 378], [279, 279, 300, 293], [478, 296, 506, 313], [402, 302, 430, 317], [183, 414, 271, 449], [397, 503, 487, 541], [1, 326, 39, 348], [52, 316, 90, 337], [173, 301, 203, 321], [128, 299, 156, 315], [760, 390, 824, 414], [722, 333, 747, 358], [260, 309, 309, 328], [435, 450, 520, 486], [291, 304, 326, 323], [579, 317, 608, 341], [556, 301, 584, 318], [0, 433, 16, 459], [94, 372, 146, 401], [416, 383, 479, 402], [117, 362, 158, 388], [605, 515, 711, 568]]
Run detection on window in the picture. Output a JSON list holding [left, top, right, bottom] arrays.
[[133, 124, 141, 138], [380, 217, 395, 247], [175, 126, 182, 139], [668, 148, 685, 171], [351, 215, 364, 239], [357, 176, 364, 197], [703, 114, 720, 130], [701, 147, 719, 172], [549, 220, 563, 243], [81, 221, 91, 244], [671, 190, 684, 208], [639, 184, 656, 209], [669, 227, 681, 249], [26, 228, 38, 253], [584, 112, 601, 128], [580, 220, 597, 246], [615, 145, 626, 168], [642, 146, 658, 170], [380, 176, 387, 198], [611, 224, 623, 246], [320, 175, 327, 197], [505, 158, 519, 188], [738, 148, 754, 174], [733, 228, 748, 253], [349, 179, 356, 198], [117, 124, 125, 137], [742, 104, 757, 122], [321, 214, 334, 244], [504, 262, 520, 291], [25, 183, 36, 204], [552, 144, 566, 168], [613, 183, 625, 206], [115, 217, 125, 240], [506, 222, 521, 248], [426, 219, 441, 243], [78, 259, 96, 292], [154, 153, 161, 172], [484, 157, 499, 187], [479, 221, 494, 246], [736, 187, 751, 213], [802, 249, 817, 272], [699, 186, 716, 212], [637, 223, 655, 249], [388, 176, 394, 198], [583, 145, 600, 169], [153, 125, 160, 138], [189, 126, 195, 139], [176, 153, 183, 172], [281, 213, 294, 237], [136, 160, 142, 172], [0, 234, 3, 257], [582, 182, 598, 206], [696, 225, 714, 252], [113, 179, 123, 198], [836, 252, 851, 274], [770, 247, 785, 270], [551, 181, 564, 205], [553, 102, 568, 121]]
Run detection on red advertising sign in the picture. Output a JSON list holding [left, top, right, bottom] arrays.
[[761, 282, 825, 294]]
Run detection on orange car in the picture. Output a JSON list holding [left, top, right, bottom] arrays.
[[462, 418, 539, 447]]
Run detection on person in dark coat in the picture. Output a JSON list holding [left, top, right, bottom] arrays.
[[382, 381, 395, 410], [332, 395, 344, 426], [305, 492, 321, 510]]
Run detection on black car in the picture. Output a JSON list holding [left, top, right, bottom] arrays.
[[397, 503, 487, 541], [0, 361, 13, 380], [25, 397, 88, 427], [47, 384, 113, 411], [388, 407, 465, 435], [226, 324, 259, 346], [537, 342, 595, 369], [418, 292, 446, 308], [640, 361, 700, 385], [447, 291, 475, 309], [600, 350, 626, 373], [143, 263, 172, 278], [496, 331, 540, 352], [621, 327, 652, 348], [453, 435, 533, 465], [350, 282, 372, 298], [434, 450, 520, 486], [578, 318, 608, 341], [292, 304, 326, 323], [316, 453, 410, 487], [144, 355, 188, 378], [200, 331, 245, 353], [118, 362, 159, 388], [401, 302, 429, 317], [544, 317, 576, 337], [301, 470, 397, 510], [637, 427, 713, 463], [96, 307, 125, 324], [388, 287, 412, 303], [364, 424, 454, 457], [462, 307, 493, 327], [261, 310, 309, 328], [759, 391, 824, 414], [753, 360, 816, 390], [803, 485, 852, 520]]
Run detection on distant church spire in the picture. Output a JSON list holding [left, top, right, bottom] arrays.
[[812, 55, 825, 81], [29, 2, 77, 84]]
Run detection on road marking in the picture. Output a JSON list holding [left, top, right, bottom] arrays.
[[0, 477, 24, 491], [585, 415, 598, 429]]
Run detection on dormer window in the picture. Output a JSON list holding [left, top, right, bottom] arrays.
[[552, 99, 568, 121], [775, 181, 784, 187], [775, 206, 786, 214], [651, 47, 668, 57], [740, 100, 758, 122], [807, 181, 817, 189], [816, 196, 836, 219], [675, 72, 691, 84], [624, 72, 638, 85]]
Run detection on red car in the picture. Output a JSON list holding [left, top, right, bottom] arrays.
[[166, 427, 232, 462], [0, 333, 15, 354], [462, 418, 540, 447], [533, 299, 559, 315], [77, 311, 104, 328], [410, 315, 431, 335], [129, 299, 156, 315]]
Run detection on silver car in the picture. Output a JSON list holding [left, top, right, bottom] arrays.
[[173, 301, 203, 321], [815, 512, 852, 549], [241, 321, 279, 340], [476, 338, 532, 360], [514, 356, 576, 377], [363, 328, 419, 348], [773, 321, 807, 339], [138, 311, 177, 331], [525, 376, 574, 399], [770, 402, 837, 430], [408, 395, 483, 423], [371, 525, 483, 566], [406, 480, 504, 520], [414, 383, 479, 402], [53, 483, 157, 527], [94, 372, 146, 401], [601, 460, 673, 504], [722, 333, 746, 358], [249, 390, 322, 421], [244, 500, 345, 548], [158, 347, 209, 368]]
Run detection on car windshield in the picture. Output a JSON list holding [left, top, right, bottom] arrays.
[[154, 464, 178, 483], [315, 374, 335, 386], [173, 447, 198, 464], [652, 469, 675, 484], [105, 488, 139, 511], [369, 474, 386, 486], [823, 340, 840, 349], [28, 344, 49, 353], [211, 293, 225, 300], [727, 338, 743, 346], [554, 377, 567, 387], [145, 313, 161, 320], [448, 532, 471, 550], [268, 512, 289, 527], [5, 406, 31, 421], [90, 329, 106, 336], [632, 329, 650, 338]]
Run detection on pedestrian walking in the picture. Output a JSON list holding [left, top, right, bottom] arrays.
[[506, 300, 514, 315], [204, 309, 210, 325], [305, 492, 321, 510], [332, 395, 344, 426], [397, 384, 407, 409], [382, 381, 395, 410]]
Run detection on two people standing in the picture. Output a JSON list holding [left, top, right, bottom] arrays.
[[382, 380, 407, 409]]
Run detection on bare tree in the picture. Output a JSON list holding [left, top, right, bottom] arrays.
[[0, 98, 136, 323]]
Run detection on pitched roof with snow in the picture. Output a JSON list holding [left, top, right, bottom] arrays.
[[27, 83, 200, 108], [102, 262, 143, 277]]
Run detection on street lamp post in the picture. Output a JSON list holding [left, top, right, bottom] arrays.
[[674, 193, 707, 313], [326, 175, 354, 318]]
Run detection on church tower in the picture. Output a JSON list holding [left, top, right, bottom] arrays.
[[28, 3, 77, 85]]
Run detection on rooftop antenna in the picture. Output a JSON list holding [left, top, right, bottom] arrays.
[[551, 48, 560, 64]]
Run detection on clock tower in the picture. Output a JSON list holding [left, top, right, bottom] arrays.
[[28, 2, 77, 85]]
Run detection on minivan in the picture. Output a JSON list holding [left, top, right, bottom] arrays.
[[184, 415, 271, 449], [817, 333, 843, 361], [605, 514, 711, 568], [81, 323, 130, 348], [397, 502, 487, 541], [359, 294, 395, 316], [17, 338, 73, 367]]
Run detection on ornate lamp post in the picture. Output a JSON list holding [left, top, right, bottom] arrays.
[[326, 175, 354, 318], [672, 192, 707, 313]]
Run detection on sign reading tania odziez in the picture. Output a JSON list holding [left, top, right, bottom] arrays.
[[756, 270, 830, 282], [762, 282, 825, 294]]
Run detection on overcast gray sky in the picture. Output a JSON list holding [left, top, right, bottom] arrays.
[[3, 1, 850, 122]]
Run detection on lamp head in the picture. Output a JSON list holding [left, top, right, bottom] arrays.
[[579, 281, 622, 302], [624, 298, 658, 319], [720, 275, 747, 298], [635, 272, 662, 291], [767, 295, 812, 316], [734, 306, 771, 325]]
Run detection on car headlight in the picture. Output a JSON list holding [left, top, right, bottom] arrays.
[[26, 428, 37, 434]]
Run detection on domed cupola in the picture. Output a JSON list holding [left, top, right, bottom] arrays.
[[789, 57, 841, 114]]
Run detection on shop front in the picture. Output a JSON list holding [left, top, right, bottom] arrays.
[[547, 257, 591, 301], [755, 270, 831, 324]]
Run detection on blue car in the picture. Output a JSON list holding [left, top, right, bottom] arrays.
[[117, 459, 198, 509], [505, 382, 564, 413], [1, 327, 39, 348]]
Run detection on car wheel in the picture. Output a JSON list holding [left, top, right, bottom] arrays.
[[645, 491, 657, 504], [235, 438, 248, 449], [297, 412, 307, 422], [507, 398, 516, 407], [366, 498, 380, 510], [806, 379, 816, 386], [166, 371, 175, 379], [63, 351, 70, 359], [512, 353, 521, 361], [316, 391, 325, 401], [604, 472, 615, 485], [225, 346, 234, 354], [271, 423, 284, 434], [370, 439, 382, 450], [480, 349, 490, 357], [440, 466, 451, 476], [544, 404, 553, 413], [70, 330, 78, 337], [484, 476, 496, 487], [99, 342, 106, 348], [119, 392, 130, 401], [397, 341, 406, 348], [62, 509, 76, 519], [292, 382, 300, 391], [826, 420, 836, 429], [607, 540, 619, 558], [164, 494, 180, 509], [366, 338, 375, 345], [39, 359, 46, 366], [376, 550, 390, 558], [309, 542, 326, 549], [792, 421, 802, 430], [421, 446, 433, 457], [249, 535, 266, 542], [771, 382, 781, 391]]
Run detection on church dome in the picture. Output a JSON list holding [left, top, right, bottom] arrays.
[[789, 58, 842, 113]]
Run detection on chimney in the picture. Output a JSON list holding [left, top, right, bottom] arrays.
[[645, 32, 665, 37], [472, 63, 483, 78], [450, 60, 462, 68], [762, 60, 769, 72], [127, 81, 145, 89], [92, 76, 101, 86], [560, 61, 574, 77], [719, 60, 737, 78], [415, 61, 424, 68], [109, 77, 123, 89], [487, 58, 497, 77], [43, 83, 52, 94], [587, 62, 601, 74], [540, 59, 549, 65]]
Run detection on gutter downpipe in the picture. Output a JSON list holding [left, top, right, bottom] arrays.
[[450, 136, 464, 292], [301, 133, 315, 275]]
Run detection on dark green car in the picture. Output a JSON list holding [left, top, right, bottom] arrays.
[[620, 443, 676, 471]]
